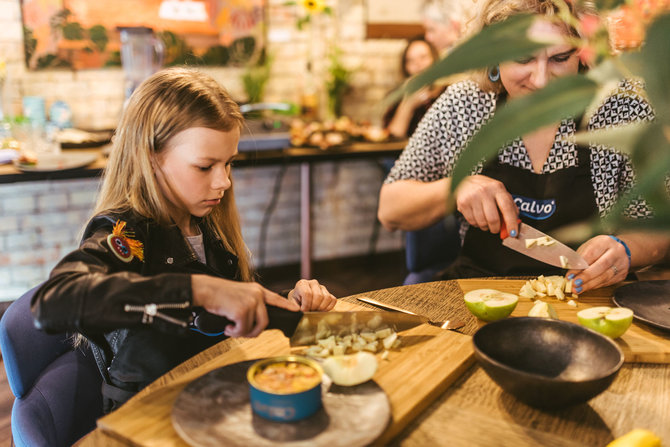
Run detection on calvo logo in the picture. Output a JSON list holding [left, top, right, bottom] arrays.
[[512, 195, 556, 220]]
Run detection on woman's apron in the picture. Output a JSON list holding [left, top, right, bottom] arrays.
[[441, 143, 598, 278]]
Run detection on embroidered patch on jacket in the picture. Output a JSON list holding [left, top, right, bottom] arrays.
[[107, 220, 145, 263]]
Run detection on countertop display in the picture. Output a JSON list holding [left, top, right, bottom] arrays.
[[0, 140, 406, 184]]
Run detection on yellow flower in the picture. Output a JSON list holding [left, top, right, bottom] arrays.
[[300, 0, 326, 14], [0, 59, 6, 84]]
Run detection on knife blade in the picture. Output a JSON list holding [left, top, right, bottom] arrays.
[[194, 306, 427, 346], [289, 311, 427, 346], [501, 221, 589, 270]]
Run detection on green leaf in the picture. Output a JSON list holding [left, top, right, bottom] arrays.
[[572, 121, 650, 155], [639, 12, 670, 123], [601, 123, 670, 231], [385, 15, 547, 106], [450, 75, 598, 194]]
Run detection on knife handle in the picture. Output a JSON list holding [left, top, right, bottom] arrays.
[[357, 297, 419, 316], [500, 218, 522, 240], [192, 305, 303, 338]]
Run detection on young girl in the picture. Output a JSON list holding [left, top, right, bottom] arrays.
[[31, 67, 337, 411]]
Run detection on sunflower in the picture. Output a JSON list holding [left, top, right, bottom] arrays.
[[300, 0, 326, 14]]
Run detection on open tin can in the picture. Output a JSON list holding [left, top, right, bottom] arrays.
[[247, 355, 323, 422]]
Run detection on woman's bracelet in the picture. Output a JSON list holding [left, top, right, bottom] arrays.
[[609, 235, 631, 267]]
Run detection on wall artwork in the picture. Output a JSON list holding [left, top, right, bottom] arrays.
[[20, 0, 265, 70]]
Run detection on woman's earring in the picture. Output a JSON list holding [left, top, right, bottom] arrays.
[[488, 65, 500, 82]]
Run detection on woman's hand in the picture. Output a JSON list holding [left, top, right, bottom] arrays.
[[455, 175, 519, 235], [565, 235, 629, 293], [288, 279, 337, 312], [191, 275, 300, 338]]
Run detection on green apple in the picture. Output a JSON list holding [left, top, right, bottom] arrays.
[[528, 300, 559, 319], [463, 289, 519, 322], [577, 306, 634, 338], [322, 352, 378, 386]]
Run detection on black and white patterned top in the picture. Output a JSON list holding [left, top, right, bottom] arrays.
[[385, 79, 655, 219]]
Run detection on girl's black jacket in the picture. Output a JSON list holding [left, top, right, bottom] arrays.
[[31, 210, 248, 411]]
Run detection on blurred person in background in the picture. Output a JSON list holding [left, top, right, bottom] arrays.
[[422, 0, 472, 54], [383, 37, 444, 139]]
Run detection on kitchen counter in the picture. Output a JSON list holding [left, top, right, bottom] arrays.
[[0, 140, 406, 184]]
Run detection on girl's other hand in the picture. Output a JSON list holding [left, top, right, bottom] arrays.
[[455, 175, 519, 235], [565, 235, 629, 293], [288, 279, 337, 312], [191, 275, 300, 338]]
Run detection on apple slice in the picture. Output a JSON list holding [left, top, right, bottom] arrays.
[[464, 289, 518, 322], [577, 306, 634, 338], [322, 352, 378, 386], [527, 300, 559, 319]]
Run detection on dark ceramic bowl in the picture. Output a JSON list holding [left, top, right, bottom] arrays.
[[473, 317, 624, 409]]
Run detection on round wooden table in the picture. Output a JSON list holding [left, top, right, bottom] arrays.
[[76, 279, 670, 446]]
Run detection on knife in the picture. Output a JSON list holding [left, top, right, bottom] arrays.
[[500, 220, 589, 270], [193, 305, 426, 346], [289, 310, 426, 346]]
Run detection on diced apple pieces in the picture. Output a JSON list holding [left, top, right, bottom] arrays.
[[519, 282, 536, 299], [559, 255, 570, 269], [306, 324, 402, 358], [382, 332, 398, 350], [519, 275, 573, 302], [524, 236, 557, 247]]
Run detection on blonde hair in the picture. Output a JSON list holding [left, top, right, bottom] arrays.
[[472, 0, 590, 93], [95, 67, 253, 281]]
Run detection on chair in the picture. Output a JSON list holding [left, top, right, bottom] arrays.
[[404, 215, 461, 285], [0, 286, 103, 447]]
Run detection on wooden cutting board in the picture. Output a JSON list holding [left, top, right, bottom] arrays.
[[96, 300, 475, 446], [458, 279, 670, 363]]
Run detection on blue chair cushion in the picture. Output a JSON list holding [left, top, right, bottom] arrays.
[[11, 347, 103, 447], [0, 286, 72, 398]]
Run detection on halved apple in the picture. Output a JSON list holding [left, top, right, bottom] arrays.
[[321, 352, 378, 386], [577, 306, 634, 338], [464, 289, 518, 322]]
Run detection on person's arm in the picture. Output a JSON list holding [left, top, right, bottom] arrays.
[[567, 232, 670, 293], [31, 224, 193, 334], [191, 275, 299, 338], [378, 177, 451, 231], [386, 88, 434, 138]]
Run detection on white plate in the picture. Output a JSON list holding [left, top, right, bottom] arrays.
[[14, 152, 98, 173]]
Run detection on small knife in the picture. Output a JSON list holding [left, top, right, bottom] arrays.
[[500, 221, 589, 270]]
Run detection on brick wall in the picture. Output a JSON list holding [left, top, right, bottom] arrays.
[[0, 161, 402, 302], [0, 0, 407, 301]]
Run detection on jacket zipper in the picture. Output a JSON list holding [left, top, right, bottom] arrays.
[[124, 301, 190, 327]]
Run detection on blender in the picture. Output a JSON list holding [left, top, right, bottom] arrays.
[[118, 27, 165, 99]]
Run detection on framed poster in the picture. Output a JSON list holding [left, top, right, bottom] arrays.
[[20, 0, 265, 70], [366, 0, 424, 39]]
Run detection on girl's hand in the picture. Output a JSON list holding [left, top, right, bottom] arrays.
[[191, 275, 300, 338], [288, 279, 337, 312], [455, 175, 519, 236], [565, 235, 629, 294]]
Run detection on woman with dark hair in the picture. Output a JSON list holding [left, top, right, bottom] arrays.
[[384, 36, 443, 139], [378, 0, 670, 293]]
